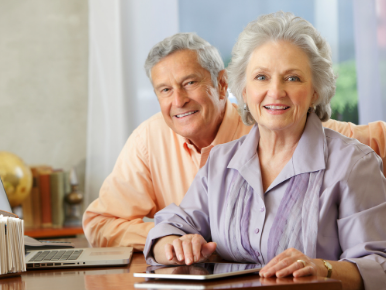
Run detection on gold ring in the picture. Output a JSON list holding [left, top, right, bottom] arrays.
[[297, 259, 306, 268]]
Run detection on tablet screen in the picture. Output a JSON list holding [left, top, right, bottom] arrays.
[[133, 262, 261, 280]]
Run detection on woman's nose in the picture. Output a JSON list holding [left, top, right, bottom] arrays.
[[173, 88, 190, 107], [267, 80, 286, 99]]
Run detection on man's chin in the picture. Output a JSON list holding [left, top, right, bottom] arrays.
[[173, 127, 200, 141]]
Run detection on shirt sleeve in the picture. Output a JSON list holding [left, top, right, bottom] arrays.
[[143, 159, 211, 265], [322, 119, 386, 175], [337, 151, 386, 289], [82, 129, 158, 251]]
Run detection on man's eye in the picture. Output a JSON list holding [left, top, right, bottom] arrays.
[[161, 88, 170, 93], [288, 76, 300, 82], [255, 75, 266, 81], [186, 81, 195, 85]]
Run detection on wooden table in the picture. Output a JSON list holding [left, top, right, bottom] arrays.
[[0, 238, 343, 290]]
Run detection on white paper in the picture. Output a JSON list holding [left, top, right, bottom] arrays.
[[0, 215, 26, 274]]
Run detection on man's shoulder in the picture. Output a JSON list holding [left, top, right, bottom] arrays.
[[324, 127, 378, 179], [325, 127, 374, 157], [209, 134, 248, 162], [125, 112, 184, 160], [131, 112, 175, 139]]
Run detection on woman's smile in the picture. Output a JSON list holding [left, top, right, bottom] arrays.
[[263, 104, 290, 115]]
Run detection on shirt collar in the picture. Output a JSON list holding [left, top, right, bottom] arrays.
[[228, 112, 326, 194], [211, 99, 240, 146], [182, 99, 239, 151]]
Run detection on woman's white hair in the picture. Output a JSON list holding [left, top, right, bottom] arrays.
[[227, 11, 336, 124], [145, 33, 225, 89]]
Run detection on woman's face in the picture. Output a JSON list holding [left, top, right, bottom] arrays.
[[243, 40, 318, 135]]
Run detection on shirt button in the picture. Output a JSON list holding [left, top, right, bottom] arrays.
[[260, 206, 265, 212], [254, 228, 260, 234], [256, 251, 260, 257]]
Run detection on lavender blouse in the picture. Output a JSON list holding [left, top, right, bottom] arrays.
[[144, 113, 386, 289]]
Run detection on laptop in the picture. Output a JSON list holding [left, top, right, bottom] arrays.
[[0, 178, 133, 269]]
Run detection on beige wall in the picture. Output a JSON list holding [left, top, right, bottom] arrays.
[[0, 0, 88, 187]]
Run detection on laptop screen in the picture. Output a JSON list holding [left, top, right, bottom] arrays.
[[0, 179, 13, 213]]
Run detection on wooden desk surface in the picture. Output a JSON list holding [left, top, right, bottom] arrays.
[[0, 238, 343, 290]]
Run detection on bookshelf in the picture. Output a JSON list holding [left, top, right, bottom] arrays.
[[24, 227, 83, 239]]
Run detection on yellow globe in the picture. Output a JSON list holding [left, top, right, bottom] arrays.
[[0, 152, 32, 208]]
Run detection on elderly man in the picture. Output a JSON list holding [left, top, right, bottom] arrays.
[[83, 33, 386, 251]]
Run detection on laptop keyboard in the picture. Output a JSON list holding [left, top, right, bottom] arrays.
[[29, 250, 83, 262]]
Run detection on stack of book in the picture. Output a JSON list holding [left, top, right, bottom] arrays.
[[0, 211, 26, 276], [21, 166, 71, 229]]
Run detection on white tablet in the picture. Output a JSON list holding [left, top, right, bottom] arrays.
[[133, 262, 261, 281]]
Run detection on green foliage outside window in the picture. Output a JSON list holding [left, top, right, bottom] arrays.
[[330, 60, 359, 124]]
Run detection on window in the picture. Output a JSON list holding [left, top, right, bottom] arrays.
[[179, 0, 359, 123]]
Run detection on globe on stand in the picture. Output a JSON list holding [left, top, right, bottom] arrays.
[[0, 151, 32, 208]]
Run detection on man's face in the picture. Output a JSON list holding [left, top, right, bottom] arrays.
[[151, 49, 227, 149]]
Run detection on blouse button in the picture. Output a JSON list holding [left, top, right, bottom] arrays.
[[254, 228, 260, 234], [260, 206, 265, 212]]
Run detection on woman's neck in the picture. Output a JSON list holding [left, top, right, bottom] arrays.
[[257, 121, 306, 192], [258, 128, 302, 159]]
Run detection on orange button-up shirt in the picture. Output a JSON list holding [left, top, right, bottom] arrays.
[[83, 100, 386, 251]]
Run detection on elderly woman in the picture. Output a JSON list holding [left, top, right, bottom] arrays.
[[143, 12, 386, 290]]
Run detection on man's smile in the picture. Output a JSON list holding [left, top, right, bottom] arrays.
[[174, 110, 199, 118], [263, 105, 290, 111]]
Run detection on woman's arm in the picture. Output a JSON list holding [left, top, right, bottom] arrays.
[[261, 151, 386, 290], [313, 260, 363, 290], [143, 155, 215, 265], [259, 248, 363, 290]]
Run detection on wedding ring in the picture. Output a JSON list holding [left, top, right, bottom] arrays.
[[297, 259, 306, 268]]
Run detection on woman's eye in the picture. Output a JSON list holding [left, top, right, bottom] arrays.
[[255, 75, 266, 81], [288, 76, 300, 82]]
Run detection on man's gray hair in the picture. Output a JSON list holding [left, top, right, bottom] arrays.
[[227, 11, 336, 124], [145, 33, 225, 88]]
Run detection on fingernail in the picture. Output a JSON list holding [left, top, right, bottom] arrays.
[[186, 258, 191, 264], [178, 254, 183, 261], [194, 256, 198, 262]]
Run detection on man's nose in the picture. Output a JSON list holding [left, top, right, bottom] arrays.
[[267, 79, 286, 99], [173, 88, 189, 107]]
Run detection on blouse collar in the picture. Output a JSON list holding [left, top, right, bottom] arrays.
[[228, 112, 326, 195]]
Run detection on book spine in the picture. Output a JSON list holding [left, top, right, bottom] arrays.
[[30, 168, 42, 228], [39, 174, 52, 228], [50, 171, 65, 228], [21, 191, 33, 228]]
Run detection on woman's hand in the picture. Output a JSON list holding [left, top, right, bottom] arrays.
[[165, 234, 217, 265], [153, 234, 217, 265], [259, 248, 324, 278]]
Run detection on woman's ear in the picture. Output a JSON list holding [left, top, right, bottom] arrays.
[[242, 87, 247, 103], [217, 70, 228, 100], [312, 89, 319, 104]]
